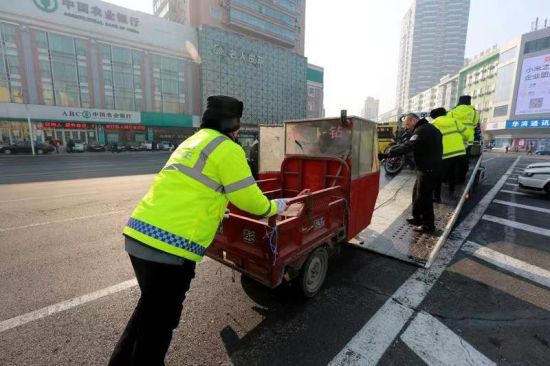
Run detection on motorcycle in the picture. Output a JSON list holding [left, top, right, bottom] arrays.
[[382, 127, 415, 175]]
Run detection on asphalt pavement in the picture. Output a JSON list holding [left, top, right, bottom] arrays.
[[0, 151, 549, 365]]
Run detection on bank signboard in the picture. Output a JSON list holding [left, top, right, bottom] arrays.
[[0, 103, 141, 124], [1, 0, 196, 56]]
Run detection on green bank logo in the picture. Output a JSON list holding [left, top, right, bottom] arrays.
[[33, 0, 58, 12], [82, 111, 91, 118]]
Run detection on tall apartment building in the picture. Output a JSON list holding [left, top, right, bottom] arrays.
[[457, 46, 499, 128], [361, 97, 379, 121], [155, 0, 306, 55], [396, 0, 470, 112], [306, 64, 324, 118], [153, 0, 189, 24]]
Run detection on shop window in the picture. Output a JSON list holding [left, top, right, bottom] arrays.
[[493, 105, 508, 117]]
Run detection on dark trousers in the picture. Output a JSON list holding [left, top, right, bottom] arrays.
[[458, 146, 471, 183], [434, 156, 462, 198], [412, 171, 436, 228], [109, 255, 196, 366]]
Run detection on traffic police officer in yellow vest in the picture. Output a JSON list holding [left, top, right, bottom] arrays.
[[447, 95, 479, 182], [430, 107, 468, 202], [109, 96, 288, 366]]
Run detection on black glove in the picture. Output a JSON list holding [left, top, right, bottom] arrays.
[[378, 153, 389, 160]]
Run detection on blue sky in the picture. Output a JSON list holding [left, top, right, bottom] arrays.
[[106, 0, 550, 115]]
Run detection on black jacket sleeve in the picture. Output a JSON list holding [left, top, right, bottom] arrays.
[[388, 132, 421, 157]]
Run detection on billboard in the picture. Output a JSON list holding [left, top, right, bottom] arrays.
[[514, 53, 550, 116]]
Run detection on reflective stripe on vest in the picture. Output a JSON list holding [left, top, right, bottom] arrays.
[[442, 149, 466, 158], [127, 217, 207, 257], [164, 136, 256, 194], [441, 130, 462, 136]]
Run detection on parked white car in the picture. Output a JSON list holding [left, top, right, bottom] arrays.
[[158, 141, 172, 151], [518, 165, 550, 195], [526, 162, 550, 169]]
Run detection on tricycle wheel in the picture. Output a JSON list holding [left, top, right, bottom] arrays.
[[296, 247, 328, 298]]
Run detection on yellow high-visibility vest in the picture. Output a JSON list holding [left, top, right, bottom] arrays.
[[432, 116, 468, 160], [123, 128, 277, 262], [447, 105, 479, 144]]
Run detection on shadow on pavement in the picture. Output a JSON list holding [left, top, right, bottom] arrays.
[[219, 246, 417, 366]]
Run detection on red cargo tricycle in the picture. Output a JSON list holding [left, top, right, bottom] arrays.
[[206, 116, 380, 297]]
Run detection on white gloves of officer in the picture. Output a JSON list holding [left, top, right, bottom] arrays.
[[273, 199, 290, 215], [224, 208, 230, 219]]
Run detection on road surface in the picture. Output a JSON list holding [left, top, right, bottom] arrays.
[[0, 151, 549, 365]]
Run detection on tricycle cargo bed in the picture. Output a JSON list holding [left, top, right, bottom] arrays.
[[207, 157, 350, 289]]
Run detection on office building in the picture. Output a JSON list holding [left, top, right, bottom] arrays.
[[306, 64, 324, 118], [157, 0, 306, 55], [0, 0, 201, 147], [457, 46, 499, 130], [361, 97, 379, 121], [485, 27, 550, 151], [396, 0, 470, 111], [198, 25, 307, 148]]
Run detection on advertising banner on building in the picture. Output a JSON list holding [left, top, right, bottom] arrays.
[[515, 53, 550, 115], [506, 119, 550, 129]]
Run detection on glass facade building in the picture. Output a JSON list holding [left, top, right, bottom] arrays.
[[396, 0, 470, 112], [152, 55, 186, 114], [0, 0, 200, 149], [0, 22, 23, 103], [35, 30, 90, 107], [198, 26, 306, 126]]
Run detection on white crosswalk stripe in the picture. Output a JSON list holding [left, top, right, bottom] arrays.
[[462, 241, 550, 289], [329, 157, 521, 366], [401, 311, 496, 366], [499, 189, 532, 196], [493, 199, 550, 214], [482, 214, 550, 237]]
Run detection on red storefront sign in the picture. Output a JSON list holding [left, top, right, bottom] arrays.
[[104, 124, 146, 131], [43, 121, 96, 129]]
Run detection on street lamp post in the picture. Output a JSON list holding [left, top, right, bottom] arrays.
[[26, 104, 35, 156]]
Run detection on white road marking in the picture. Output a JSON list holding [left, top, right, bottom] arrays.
[[401, 311, 496, 366], [0, 279, 138, 333], [499, 189, 532, 197], [503, 182, 517, 187], [482, 157, 498, 163], [462, 241, 550, 289], [0, 191, 97, 203], [0, 165, 161, 178], [0, 210, 126, 232], [493, 199, 550, 214], [0, 256, 212, 333], [482, 214, 550, 237], [329, 157, 520, 366]]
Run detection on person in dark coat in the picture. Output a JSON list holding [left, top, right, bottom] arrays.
[[378, 113, 443, 233]]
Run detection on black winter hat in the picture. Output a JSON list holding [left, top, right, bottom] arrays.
[[458, 95, 472, 105], [430, 107, 447, 119], [200, 95, 244, 133]]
